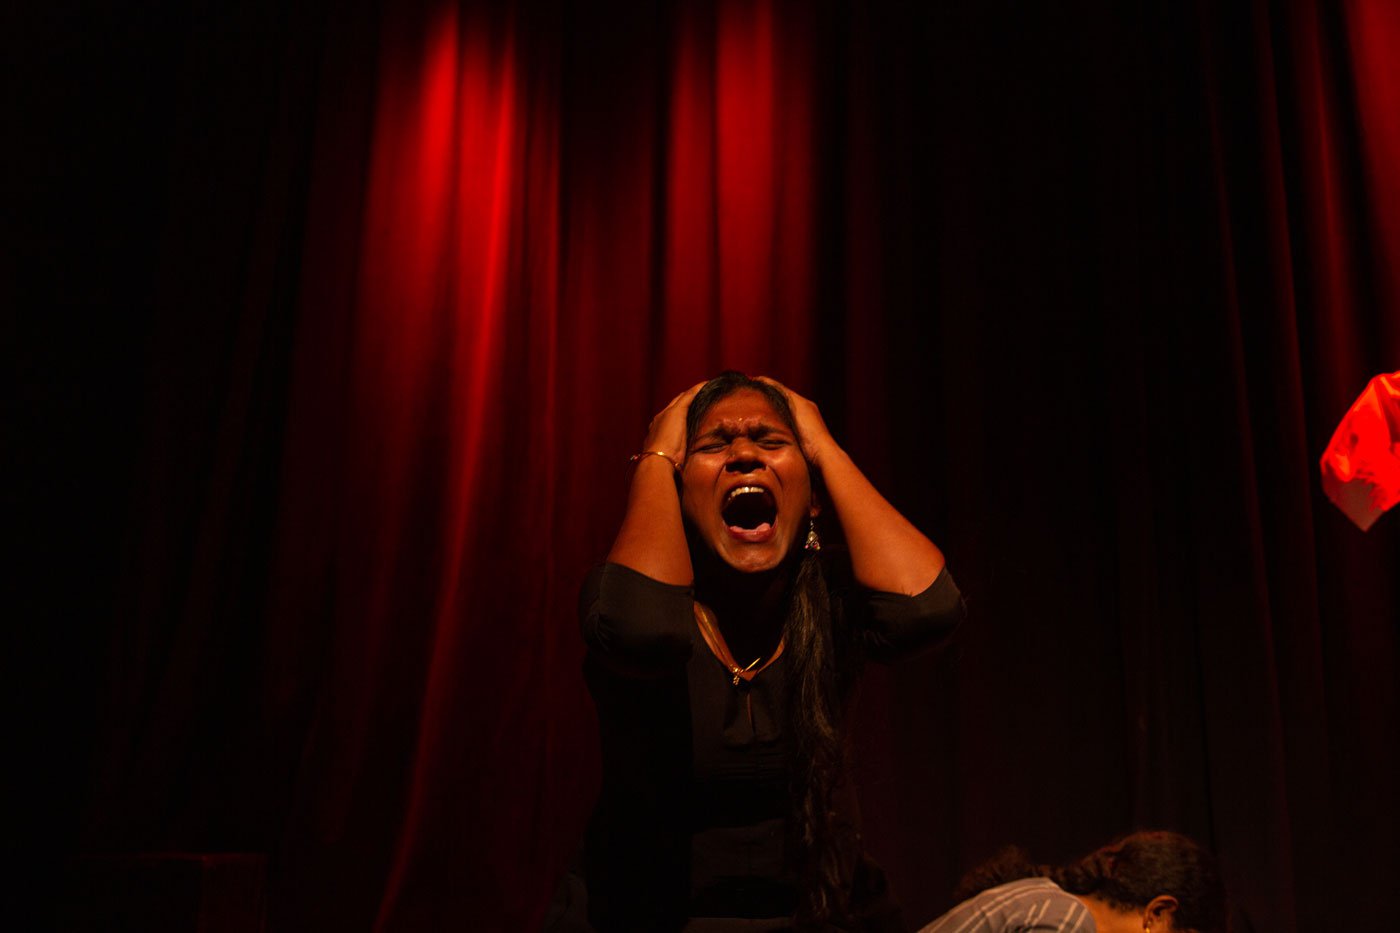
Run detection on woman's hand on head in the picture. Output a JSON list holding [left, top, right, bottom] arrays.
[[756, 377, 836, 467], [607, 382, 702, 584], [642, 382, 705, 467], [758, 375, 944, 594]]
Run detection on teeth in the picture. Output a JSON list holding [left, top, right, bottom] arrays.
[[726, 485, 768, 503]]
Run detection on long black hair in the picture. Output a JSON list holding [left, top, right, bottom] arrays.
[[685, 372, 861, 928], [953, 831, 1228, 933]]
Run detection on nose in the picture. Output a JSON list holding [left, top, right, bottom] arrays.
[[724, 438, 765, 474]]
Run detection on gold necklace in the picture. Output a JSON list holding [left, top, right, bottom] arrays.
[[692, 603, 785, 686]]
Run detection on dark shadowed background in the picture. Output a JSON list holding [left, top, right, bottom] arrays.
[[10, 0, 1398, 930]]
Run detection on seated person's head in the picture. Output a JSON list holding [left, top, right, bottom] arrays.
[[1055, 831, 1225, 933], [956, 830, 1227, 933]]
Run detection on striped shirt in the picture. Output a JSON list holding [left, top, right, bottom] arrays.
[[917, 878, 1095, 933]]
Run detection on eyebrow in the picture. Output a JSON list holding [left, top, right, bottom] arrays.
[[691, 422, 790, 445]]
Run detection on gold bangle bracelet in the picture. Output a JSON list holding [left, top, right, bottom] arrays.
[[629, 450, 679, 470]]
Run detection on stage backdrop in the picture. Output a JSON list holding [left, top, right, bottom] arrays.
[[15, 0, 1397, 930]]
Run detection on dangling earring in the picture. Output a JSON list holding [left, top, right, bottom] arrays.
[[804, 516, 821, 552]]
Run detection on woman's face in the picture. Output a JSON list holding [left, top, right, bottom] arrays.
[[681, 389, 814, 574]]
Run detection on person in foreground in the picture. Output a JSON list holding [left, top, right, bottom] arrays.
[[578, 372, 965, 931], [918, 831, 1228, 933]]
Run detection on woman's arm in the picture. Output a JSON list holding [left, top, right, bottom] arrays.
[[605, 383, 703, 585], [579, 562, 694, 673], [760, 378, 945, 596]]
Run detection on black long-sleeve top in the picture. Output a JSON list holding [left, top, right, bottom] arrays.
[[579, 560, 965, 931]]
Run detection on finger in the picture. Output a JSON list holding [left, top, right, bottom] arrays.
[[667, 383, 704, 414], [755, 375, 792, 394], [662, 385, 694, 414], [755, 375, 804, 403]]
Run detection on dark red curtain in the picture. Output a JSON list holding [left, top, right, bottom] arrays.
[[13, 0, 1397, 930]]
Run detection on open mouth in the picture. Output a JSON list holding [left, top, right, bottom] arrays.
[[722, 485, 778, 537]]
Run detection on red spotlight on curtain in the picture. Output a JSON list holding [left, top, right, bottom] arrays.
[[350, 5, 563, 928], [270, 2, 572, 928]]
